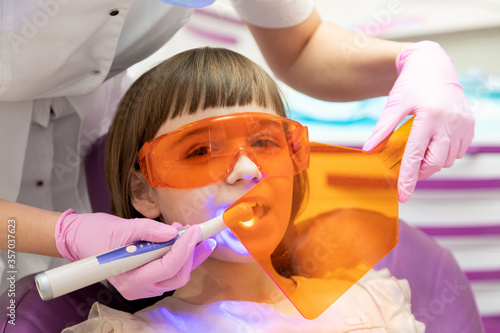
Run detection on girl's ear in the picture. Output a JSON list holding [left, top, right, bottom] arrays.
[[130, 170, 161, 219]]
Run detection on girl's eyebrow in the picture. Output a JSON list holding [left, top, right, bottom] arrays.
[[171, 127, 210, 147]]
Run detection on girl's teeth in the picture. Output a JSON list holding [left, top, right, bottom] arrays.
[[251, 203, 268, 218]]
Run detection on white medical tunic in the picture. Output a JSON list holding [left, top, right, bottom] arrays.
[[0, 0, 197, 294]]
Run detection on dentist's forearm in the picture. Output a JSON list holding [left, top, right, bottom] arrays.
[[0, 199, 62, 257]]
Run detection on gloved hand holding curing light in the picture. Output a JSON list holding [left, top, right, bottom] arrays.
[[55, 209, 216, 300], [363, 41, 474, 203]]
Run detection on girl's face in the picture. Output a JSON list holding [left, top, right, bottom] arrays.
[[149, 104, 294, 262]]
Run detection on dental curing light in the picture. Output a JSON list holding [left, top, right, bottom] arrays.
[[35, 203, 253, 300]]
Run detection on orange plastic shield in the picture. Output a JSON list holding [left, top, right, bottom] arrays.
[[227, 118, 413, 319]]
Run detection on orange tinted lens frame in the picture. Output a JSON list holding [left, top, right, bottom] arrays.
[[137, 113, 309, 188]]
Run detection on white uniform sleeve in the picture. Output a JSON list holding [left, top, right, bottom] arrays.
[[229, 0, 314, 28]]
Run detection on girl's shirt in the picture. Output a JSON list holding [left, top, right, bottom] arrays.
[[63, 269, 425, 333]]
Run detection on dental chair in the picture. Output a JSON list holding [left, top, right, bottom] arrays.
[[0, 136, 487, 332]]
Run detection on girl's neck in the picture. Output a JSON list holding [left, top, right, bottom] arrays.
[[173, 257, 294, 305]]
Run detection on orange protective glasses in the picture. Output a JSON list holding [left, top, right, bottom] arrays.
[[137, 112, 310, 189]]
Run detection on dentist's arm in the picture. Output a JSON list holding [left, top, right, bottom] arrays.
[[245, 9, 406, 101], [0, 199, 215, 299], [0, 199, 60, 257], [243, 7, 474, 202]]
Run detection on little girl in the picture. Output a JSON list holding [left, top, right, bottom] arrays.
[[65, 47, 424, 332]]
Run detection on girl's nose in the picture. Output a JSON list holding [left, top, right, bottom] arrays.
[[226, 155, 263, 185]]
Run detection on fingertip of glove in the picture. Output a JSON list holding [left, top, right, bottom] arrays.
[[398, 187, 412, 203], [192, 238, 217, 269], [363, 134, 382, 151], [363, 125, 394, 152], [398, 194, 409, 203], [171, 222, 184, 229], [180, 225, 202, 246], [362, 142, 375, 152], [202, 238, 217, 252], [193, 238, 216, 258]]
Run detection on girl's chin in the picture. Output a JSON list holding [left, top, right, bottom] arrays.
[[210, 228, 255, 263]]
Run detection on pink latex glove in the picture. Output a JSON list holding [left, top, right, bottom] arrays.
[[55, 209, 216, 300], [363, 41, 474, 203]]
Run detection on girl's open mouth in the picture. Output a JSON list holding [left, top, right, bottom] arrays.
[[250, 202, 270, 220]]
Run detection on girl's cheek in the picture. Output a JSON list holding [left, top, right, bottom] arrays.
[[155, 187, 218, 225]]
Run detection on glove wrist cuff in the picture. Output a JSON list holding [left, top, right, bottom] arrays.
[[395, 41, 444, 74], [55, 208, 78, 261]]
